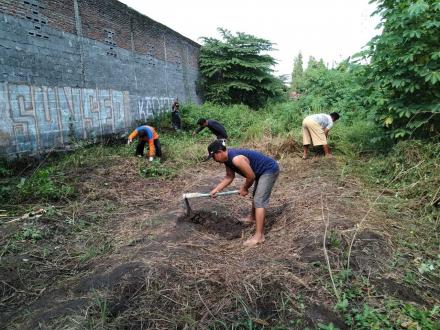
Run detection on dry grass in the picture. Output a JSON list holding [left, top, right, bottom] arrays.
[[0, 138, 407, 329]]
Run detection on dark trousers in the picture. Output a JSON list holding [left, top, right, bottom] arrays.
[[172, 112, 181, 130], [136, 139, 162, 157]]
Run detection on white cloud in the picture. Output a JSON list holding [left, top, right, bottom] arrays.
[[119, 0, 381, 77]]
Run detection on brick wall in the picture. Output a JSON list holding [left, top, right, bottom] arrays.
[[0, 0, 201, 157]]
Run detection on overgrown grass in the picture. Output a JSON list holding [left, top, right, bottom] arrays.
[[1, 101, 439, 328], [0, 100, 392, 206], [330, 139, 440, 329], [350, 140, 439, 252]]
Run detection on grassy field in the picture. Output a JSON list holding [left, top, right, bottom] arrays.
[[0, 103, 439, 329]]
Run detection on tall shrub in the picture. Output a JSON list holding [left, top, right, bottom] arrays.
[[290, 52, 304, 92], [365, 0, 440, 139], [199, 28, 284, 108]]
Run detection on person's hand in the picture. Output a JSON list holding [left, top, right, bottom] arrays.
[[239, 186, 249, 197], [149, 157, 154, 162], [210, 189, 218, 198], [192, 132, 196, 136], [127, 139, 132, 145]]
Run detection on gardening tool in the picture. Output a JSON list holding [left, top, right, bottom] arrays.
[[182, 190, 239, 216]]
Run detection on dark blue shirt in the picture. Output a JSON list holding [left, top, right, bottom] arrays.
[[225, 148, 279, 178], [196, 120, 228, 139]]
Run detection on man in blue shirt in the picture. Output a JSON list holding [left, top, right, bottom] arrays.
[[205, 140, 279, 246]]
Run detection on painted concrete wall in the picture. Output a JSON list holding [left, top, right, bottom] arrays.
[[0, 0, 201, 157], [0, 82, 176, 155]]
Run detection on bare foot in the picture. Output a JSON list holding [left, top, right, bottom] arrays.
[[302, 155, 308, 160], [325, 154, 334, 158], [243, 235, 265, 247]]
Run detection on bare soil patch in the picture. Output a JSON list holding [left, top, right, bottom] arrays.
[[179, 209, 247, 240]]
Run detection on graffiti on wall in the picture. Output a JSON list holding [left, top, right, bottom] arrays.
[[0, 82, 177, 155], [137, 96, 174, 122], [0, 82, 130, 154]]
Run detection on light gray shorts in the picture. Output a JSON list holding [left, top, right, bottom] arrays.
[[253, 171, 279, 208]]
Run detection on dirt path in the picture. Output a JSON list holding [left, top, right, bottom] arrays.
[[2, 151, 394, 328]]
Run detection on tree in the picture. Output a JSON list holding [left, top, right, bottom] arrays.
[[198, 28, 284, 108], [298, 59, 366, 117], [307, 56, 326, 70], [290, 52, 303, 92], [364, 0, 440, 139]]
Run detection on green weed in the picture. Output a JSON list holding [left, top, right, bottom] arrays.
[[318, 322, 340, 330], [86, 290, 109, 328], [139, 160, 174, 179], [403, 271, 416, 284], [342, 301, 439, 330], [349, 304, 391, 329], [17, 168, 74, 201], [328, 230, 341, 248], [14, 225, 44, 241]]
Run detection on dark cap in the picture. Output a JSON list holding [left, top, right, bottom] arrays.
[[204, 139, 226, 161]]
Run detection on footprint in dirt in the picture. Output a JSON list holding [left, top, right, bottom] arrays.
[[177, 210, 248, 240]]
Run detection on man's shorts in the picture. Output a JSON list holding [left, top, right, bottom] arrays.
[[253, 171, 279, 208], [302, 117, 327, 146]]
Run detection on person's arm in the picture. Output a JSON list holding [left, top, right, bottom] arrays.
[[232, 155, 255, 196], [210, 166, 235, 197], [127, 129, 138, 144], [193, 126, 205, 136], [324, 119, 333, 138]]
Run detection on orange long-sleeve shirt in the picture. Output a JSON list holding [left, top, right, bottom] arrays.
[[128, 125, 159, 157]]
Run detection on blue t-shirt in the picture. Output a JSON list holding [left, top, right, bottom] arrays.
[[136, 126, 154, 140], [225, 149, 279, 177]]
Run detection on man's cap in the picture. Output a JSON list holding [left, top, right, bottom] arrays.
[[204, 139, 226, 161]]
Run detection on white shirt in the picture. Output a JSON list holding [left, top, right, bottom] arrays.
[[308, 114, 333, 129]]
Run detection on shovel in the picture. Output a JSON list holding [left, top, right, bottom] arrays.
[[182, 190, 239, 216]]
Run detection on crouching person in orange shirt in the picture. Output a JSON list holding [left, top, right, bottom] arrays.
[[127, 125, 162, 161]]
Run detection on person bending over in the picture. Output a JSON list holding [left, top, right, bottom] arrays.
[[127, 124, 162, 161], [206, 140, 279, 247], [193, 118, 228, 140], [302, 112, 340, 159]]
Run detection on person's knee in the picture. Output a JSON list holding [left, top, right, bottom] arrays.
[[254, 199, 269, 209]]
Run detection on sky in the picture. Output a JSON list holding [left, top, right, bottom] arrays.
[[119, 0, 381, 80]]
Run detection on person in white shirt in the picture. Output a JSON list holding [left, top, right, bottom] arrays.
[[302, 112, 340, 159]]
